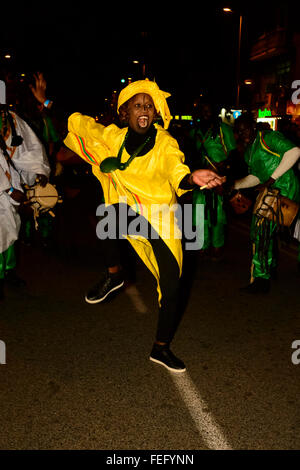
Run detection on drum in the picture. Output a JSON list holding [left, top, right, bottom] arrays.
[[254, 188, 299, 227], [26, 183, 59, 215]]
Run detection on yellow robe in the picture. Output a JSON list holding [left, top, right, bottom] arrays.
[[64, 113, 191, 302]]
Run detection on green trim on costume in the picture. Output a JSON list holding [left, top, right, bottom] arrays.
[[0, 245, 17, 279], [259, 132, 280, 158]]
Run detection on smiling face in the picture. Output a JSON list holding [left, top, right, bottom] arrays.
[[127, 93, 157, 134]]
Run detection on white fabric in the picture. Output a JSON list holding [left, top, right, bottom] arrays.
[[0, 165, 10, 192], [271, 147, 300, 181], [0, 192, 21, 253], [234, 174, 260, 190], [294, 218, 300, 242], [8, 114, 50, 185], [0, 112, 50, 253]]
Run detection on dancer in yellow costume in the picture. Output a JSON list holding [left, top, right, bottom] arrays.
[[64, 80, 224, 372]]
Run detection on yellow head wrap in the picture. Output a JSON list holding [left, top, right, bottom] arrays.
[[117, 80, 172, 130]]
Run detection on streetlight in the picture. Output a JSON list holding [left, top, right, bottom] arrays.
[[223, 7, 243, 109]]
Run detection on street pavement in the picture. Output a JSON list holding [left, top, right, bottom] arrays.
[[0, 203, 300, 451]]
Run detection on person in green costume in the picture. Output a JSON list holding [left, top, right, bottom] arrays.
[[184, 99, 236, 259], [233, 113, 300, 294]]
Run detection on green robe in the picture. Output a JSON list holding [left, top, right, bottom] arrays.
[[245, 131, 300, 202], [192, 122, 236, 249], [247, 131, 300, 280], [0, 245, 16, 280]]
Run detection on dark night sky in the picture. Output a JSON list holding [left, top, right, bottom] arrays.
[[0, 1, 298, 115]]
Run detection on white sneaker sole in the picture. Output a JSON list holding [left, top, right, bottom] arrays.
[[150, 357, 187, 373], [85, 282, 125, 305]]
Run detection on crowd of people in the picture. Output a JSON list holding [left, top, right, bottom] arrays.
[[1, 70, 300, 373]]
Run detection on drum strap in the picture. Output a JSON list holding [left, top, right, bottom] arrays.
[[256, 191, 284, 226], [253, 191, 284, 274], [252, 217, 277, 275]]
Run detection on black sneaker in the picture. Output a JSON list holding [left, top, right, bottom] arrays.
[[150, 344, 186, 373], [85, 271, 124, 304], [240, 278, 270, 294]]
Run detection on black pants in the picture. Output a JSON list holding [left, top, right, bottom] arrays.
[[99, 204, 182, 344]]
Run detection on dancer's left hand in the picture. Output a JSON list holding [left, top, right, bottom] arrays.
[[191, 169, 226, 189]]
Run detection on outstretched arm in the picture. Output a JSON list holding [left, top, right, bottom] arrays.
[[271, 147, 300, 180], [190, 169, 226, 189], [234, 174, 261, 190]]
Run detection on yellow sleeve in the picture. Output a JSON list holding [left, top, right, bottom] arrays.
[[160, 132, 192, 197], [64, 113, 114, 167]]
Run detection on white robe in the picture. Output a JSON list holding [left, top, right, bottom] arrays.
[[0, 112, 50, 254]]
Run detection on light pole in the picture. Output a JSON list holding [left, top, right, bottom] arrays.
[[223, 8, 243, 109], [236, 14, 243, 109]]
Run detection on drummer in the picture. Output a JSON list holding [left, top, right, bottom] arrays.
[[233, 113, 300, 294], [0, 104, 50, 300]]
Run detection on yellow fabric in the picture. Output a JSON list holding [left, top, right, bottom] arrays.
[[64, 113, 191, 303], [117, 80, 172, 130]]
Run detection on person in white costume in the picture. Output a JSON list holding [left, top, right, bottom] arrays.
[[0, 103, 50, 299]]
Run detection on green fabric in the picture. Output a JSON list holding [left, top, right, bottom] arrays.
[[203, 216, 225, 250], [190, 122, 236, 165], [39, 213, 53, 239], [0, 245, 16, 279], [193, 190, 226, 249], [245, 131, 300, 202], [246, 131, 300, 280], [25, 214, 53, 241], [220, 122, 237, 154], [190, 122, 235, 249], [250, 216, 277, 280], [42, 116, 60, 144]]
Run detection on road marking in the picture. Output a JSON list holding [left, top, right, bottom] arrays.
[[170, 372, 232, 450], [125, 285, 148, 314]]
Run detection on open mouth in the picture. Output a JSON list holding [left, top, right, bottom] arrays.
[[138, 116, 149, 128]]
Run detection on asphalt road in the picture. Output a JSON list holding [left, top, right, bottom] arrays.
[[1, 198, 300, 451]]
